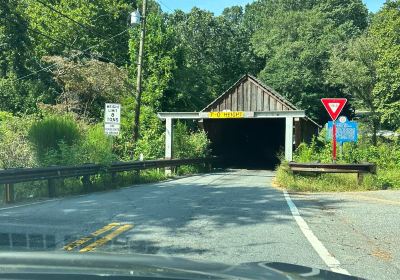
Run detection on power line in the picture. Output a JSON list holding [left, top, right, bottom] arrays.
[[14, 28, 130, 81], [3, 16, 123, 66], [27, 28, 122, 64], [30, 0, 108, 40], [157, 0, 174, 13]]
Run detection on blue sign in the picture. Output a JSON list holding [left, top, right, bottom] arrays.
[[326, 119, 358, 143]]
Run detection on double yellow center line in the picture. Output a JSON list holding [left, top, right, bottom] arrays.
[[63, 222, 133, 252]]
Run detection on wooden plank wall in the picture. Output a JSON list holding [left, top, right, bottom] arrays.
[[210, 79, 290, 112]]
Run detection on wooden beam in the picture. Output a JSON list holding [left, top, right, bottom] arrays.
[[285, 117, 294, 161]]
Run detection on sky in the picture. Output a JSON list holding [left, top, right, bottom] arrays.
[[159, 0, 386, 15]]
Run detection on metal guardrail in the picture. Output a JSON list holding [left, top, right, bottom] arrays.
[[288, 162, 377, 174], [1, 158, 219, 204], [288, 162, 377, 185]]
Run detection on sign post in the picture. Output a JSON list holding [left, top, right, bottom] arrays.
[[321, 98, 347, 163], [333, 121, 337, 161]]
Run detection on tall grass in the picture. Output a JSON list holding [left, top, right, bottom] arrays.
[[29, 115, 81, 164]]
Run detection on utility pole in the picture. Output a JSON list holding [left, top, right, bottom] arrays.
[[133, 0, 147, 144]]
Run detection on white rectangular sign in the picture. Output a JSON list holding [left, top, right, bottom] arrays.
[[105, 123, 120, 136], [105, 103, 121, 124], [104, 103, 121, 136]]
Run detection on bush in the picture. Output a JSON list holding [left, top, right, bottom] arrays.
[[173, 121, 210, 159], [0, 76, 53, 115], [0, 112, 36, 168], [79, 124, 116, 165], [172, 121, 211, 175], [132, 107, 165, 160], [29, 115, 81, 165], [278, 128, 400, 191], [39, 123, 117, 166]]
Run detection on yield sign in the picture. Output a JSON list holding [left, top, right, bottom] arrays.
[[321, 98, 347, 121]]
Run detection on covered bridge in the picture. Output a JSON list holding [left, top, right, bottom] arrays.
[[158, 74, 319, 168]]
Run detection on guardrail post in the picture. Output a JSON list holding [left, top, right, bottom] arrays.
[[4, 183, 14, 204], [357, 173, 364, 185], [82, 175, 91, 193], [134, 170, 140, 183], [48, 179, 56, 198], [111, 172, 117, 184]]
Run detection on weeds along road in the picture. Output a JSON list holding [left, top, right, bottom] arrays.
[[0, 169, 399, 279]]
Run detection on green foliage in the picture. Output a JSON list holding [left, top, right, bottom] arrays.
[[42, 57, 130, 121], [369, 1, 400, 129], [29, 115, 81, 165], [275, 162, 381, 192], [0, 112, 36, 168], [172, 121, 211, 175], [173, 121, 210, 159], [165, 7, 263, 111], [327, 33, 379, 144], [281, 128, 400, 191], [293, 127, 400, 169], [0, 75, 55, 115], [2, 0, 400, 186], [25, 0, 131, 66], [0, 0, 31, 77], [250, 0, 368, 121], [38, 122, 116, 166], [133, 106, 165, 160], [79, 124, 116, 164]]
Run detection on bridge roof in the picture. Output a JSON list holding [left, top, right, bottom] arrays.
[[202, 74, 298, 112], [157, 74, 320, 127]]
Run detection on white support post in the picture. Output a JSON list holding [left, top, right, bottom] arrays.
[[165, 118, 173, 175], [285, 117, 294, 162]]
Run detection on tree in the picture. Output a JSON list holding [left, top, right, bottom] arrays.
[[165, 6, 263, 112], [43, 56, 131, 121], [25, 0, 132, 66], [369, 0, 400, 129], [250, 0, 368, 122], [0, 0, 31, 77], [127, 8, 177, 158], [327, 34, 379, 144]]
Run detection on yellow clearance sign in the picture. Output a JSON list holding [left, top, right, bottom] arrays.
[[208, 111, 245, 119]]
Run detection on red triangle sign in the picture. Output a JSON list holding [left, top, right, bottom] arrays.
[[321, 98, 347, 121]]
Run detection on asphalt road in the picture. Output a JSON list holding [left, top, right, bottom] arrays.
[[0, 169, 399, 279]]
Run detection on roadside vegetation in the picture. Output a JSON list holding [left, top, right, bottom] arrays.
[[0, 110, 210, 203], [1, 0, 400, 199], [275, 126, 400, 192]]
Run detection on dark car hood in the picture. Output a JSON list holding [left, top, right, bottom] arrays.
[[0, 252, 363, 280]]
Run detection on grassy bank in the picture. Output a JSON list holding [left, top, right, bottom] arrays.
[[274, 162, 399, 192], [275, 129, 400, 192], [0, 112, 211, 205]]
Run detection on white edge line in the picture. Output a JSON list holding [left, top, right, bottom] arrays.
[[0, 198, 62, 211], [283, 190, 350, 276]]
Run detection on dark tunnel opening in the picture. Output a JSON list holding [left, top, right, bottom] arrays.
[[203, 118, 285, 170]]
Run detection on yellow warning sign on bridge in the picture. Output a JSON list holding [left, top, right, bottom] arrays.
[[208, 111, 245, 119]]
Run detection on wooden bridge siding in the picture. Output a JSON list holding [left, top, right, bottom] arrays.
[[208, 79, 292, 113], [257, 86, 263, 111], [232, 87, 237, 111], [250, 82, 256, 111], [264, 95, 270, 111]]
